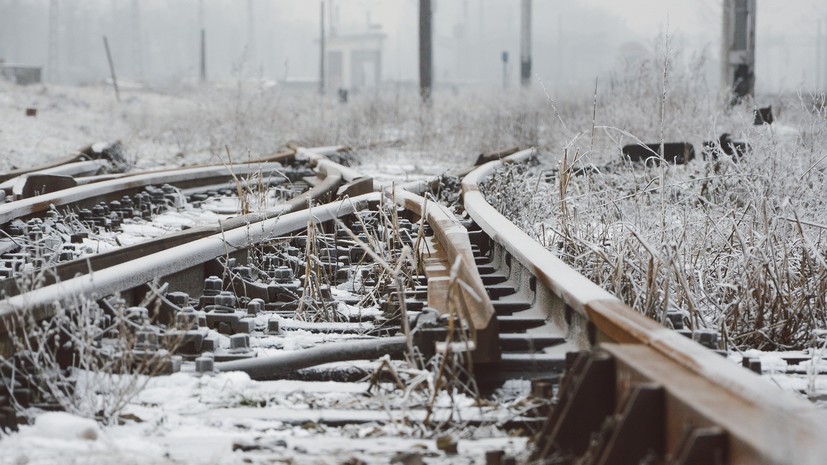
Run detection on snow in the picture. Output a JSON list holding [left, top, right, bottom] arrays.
[[28, 412, 100, 441], [4, 75, 822, 463], [2, 370, 529, 464]]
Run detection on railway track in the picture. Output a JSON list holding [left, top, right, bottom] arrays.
[[0, 145, 825, 464], [0, 145, 371, 296]]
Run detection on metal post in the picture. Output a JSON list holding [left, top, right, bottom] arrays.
[[818, 21, 822, 91], [200, 29, 207, 82], [419, 0, 433, 103], [198, 0, 206, 82], [103, 36, 120, 102], [319, 1, 325, 95], [520, 0, 531, 87], [501, 51, 508, 90], [722, 0, 756, 102], [823, 17, 827, 91]]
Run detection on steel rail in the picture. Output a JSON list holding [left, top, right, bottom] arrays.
[[216, 336, 408, 380], [0, 192, 380, 355], [0, 182, 497, 372], [0, 147, 297, 223], [0, 157, 351, 298], [0, 142, 120, 184], [461, 148, 827, 464], [71, 149, 296, 186], [0, 160, 111, 195], [0, 161, 301, 225], [390, 188, 499, 363]]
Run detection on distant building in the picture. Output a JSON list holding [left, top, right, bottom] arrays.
[[618, 41, 648, 65], [326, 31, 385, 91], [0, 63, 42, 85]]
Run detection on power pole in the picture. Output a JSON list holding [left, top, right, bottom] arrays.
[[319, 1, 325, 95], [818, 21, 823, 91], [721, 0, 756, 102], [501, 51, 508, 90], [419, 0, 433, 103], [520, 0, 531, 87], [817, 19, 827, 92], [200, 29, 207, 82], [48, 0, 59, 82], [198, 0, 206, 82]]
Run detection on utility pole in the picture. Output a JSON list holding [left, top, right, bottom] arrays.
[[818, 21, 823, 91], [501, 51, 508, 90], [319, 1, 325, 95], [198, 0, 206, 82], [721, 0, 756, 102], [48, 0, 59, 82], [520, 0, 531, 87], [419, 0, 433, 103], [200, 29, 207, 82]]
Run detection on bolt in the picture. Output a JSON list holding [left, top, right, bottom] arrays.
[[531, 379, 552, 399], [229, 334, 250, 351], [693, 330, 719, 349], [485, 450, 505, 465], [203, 276, 223, 296], [195, 356, 215, 373], [233, 266, 253, 281], [247, 298, 264, 316], [267, 318, 280, 334], [214, 291, 237, 308], [70, 233, 88, 244], [272, 266, 293, 282], [135, 328, 160, 352], [436, 435, 458, 455], [167, 291, 190, 307], [176, 307, 199, 330], [126, 307, 149, 324], [27, 226, 42, 242]]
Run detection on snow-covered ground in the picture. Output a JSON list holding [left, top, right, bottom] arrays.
[[3, 371, 529, 465], [3, 63, 826, 462], [0, 80, 538, 463]]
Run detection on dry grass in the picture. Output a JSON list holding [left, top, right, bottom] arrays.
[[483, 43, 827, 351]]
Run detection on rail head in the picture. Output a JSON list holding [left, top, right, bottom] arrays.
[[389, 188, 500, 363], [461, 148, 827, 465]]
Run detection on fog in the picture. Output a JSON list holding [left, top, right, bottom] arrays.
[[0, 0, 825, 94]]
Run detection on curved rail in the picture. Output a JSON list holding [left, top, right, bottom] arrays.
[[461, 149, 827, 464], [0, 152, 362, 298], [0, 142, 123, 184], [0, 161, 293, 225]]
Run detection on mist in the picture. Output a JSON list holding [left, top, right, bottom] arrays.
[[0, 0, 825, 94]]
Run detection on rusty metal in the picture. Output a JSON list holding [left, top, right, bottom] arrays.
[[0, 161, 290, 224], [462, 148, 827, 464], [0, 142, 124, 184], [5, 140, 824, 463]]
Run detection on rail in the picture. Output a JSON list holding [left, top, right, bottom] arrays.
[[461, 148, 827, 464]]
